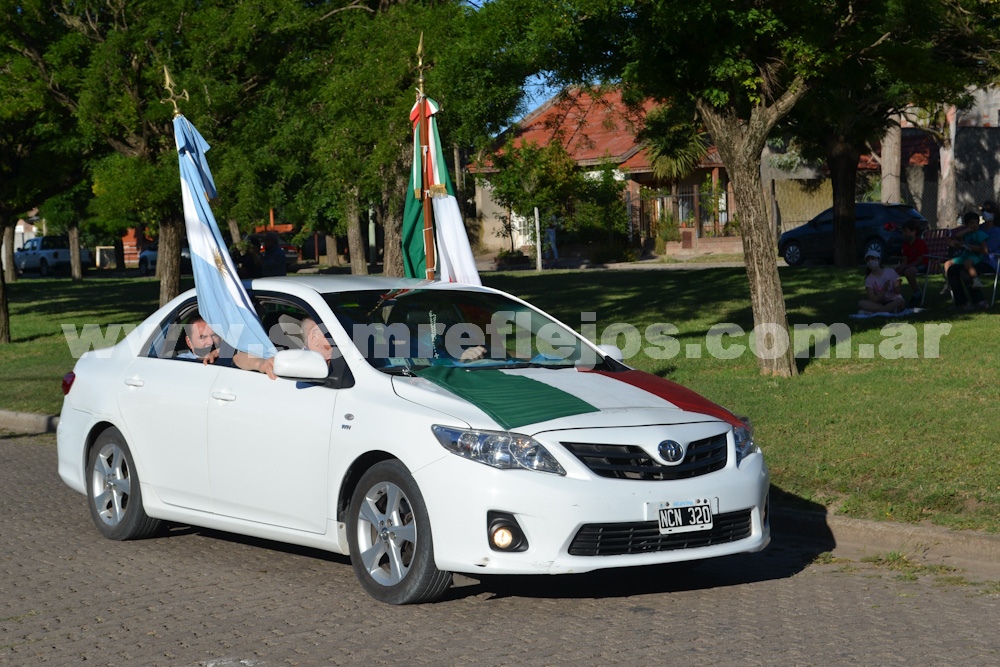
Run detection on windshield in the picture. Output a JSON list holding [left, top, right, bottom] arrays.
[[323, 288, 591, 372]]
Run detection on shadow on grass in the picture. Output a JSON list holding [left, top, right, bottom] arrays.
[[5, 274, 192, 339]]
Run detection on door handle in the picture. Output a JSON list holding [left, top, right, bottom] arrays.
[[124, 377, 144, 388], [211, 390, 236, 402]]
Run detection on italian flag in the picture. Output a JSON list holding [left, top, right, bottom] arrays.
[[402, 97, 481, 285]]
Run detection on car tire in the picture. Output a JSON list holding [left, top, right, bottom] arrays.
[[39, 259, 49, 277], [348, 460, 452, 604], [864, 238, 886, 261], [782, 242, 805, 266], [87, 426, 161, 541], [138, 259, 150, 277]]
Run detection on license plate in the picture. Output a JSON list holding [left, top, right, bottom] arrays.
[[654, 499, 714, 535]]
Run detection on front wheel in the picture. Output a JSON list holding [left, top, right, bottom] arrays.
[[87, 427, 161, 540], [782, 241, 805, 266], [348, 460, 452, 604], [38, 259, 49, 277]]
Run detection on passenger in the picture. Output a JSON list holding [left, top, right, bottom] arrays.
[[858, 249, 905, 314], [177, 315, 222, 361], [179, 313, 276, 378], [302, 317, 333, 362]]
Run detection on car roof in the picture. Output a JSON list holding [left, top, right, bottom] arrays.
[[247, 274, 491, 295]]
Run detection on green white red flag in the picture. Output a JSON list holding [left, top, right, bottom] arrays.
[[402, 98, 481, 285]]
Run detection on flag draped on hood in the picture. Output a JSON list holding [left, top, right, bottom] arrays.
[[402, 98, 481, 285], [173, 115, 276, 358]]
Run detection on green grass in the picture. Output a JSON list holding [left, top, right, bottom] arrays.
[[2, 266, 998, 532]]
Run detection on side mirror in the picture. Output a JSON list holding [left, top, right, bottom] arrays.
[[273, 349, 329, 380]]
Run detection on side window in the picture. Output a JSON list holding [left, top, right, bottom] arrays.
[[256, 298, 312, 351], [145, 300, 201, 360]]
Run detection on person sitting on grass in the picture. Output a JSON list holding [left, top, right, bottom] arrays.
[[858, 249, 905, 314], [896, 220, 928, 306]]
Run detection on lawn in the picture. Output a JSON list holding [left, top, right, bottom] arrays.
[[2, 267, 997, 533]]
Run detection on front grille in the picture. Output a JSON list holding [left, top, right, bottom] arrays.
[[568, 509, 753, 556], [562, 433, 727, 480]]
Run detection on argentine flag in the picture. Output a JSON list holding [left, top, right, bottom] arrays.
[[174, 115, 276, 358]]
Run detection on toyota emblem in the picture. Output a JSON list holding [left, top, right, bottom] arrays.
[[657, 440, 685, 464]]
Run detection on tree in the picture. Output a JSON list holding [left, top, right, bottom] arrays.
[[483, 0, 873, 376], [778, 0, 999, 262], [480, 136, 582, 252]]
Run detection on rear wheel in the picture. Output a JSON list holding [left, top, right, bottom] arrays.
[[138, 258, 150, 276], [348, 460, 452, 604], [87, 427, 161, 540]]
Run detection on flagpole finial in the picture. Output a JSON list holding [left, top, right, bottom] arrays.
[[161, 65, 189, 117], [416, 32, 425, 98]]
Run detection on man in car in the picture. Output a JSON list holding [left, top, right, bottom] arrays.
[[180, 313, 276, 378]]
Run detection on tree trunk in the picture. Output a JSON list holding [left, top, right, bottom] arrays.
[[227, 218, 242, 247], [697, 102, 799, 378], [114, 237, 126, 272], [453, 143, 464, 220], [158, 219, 183, 307], [325, 234, 337, 265], [2, 224, 16, 284], [345, 189, 368, 276], [68, 222, 84, 281], [828, 137, 861, 267], [881, 117, 902, 204], [380, 152, 409, 277], [0, 213, 10, 343], [936, 105, 958, 229]]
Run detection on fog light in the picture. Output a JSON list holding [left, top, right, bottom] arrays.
[[492, 526, 514, 549], [486, 511, 528, 552]]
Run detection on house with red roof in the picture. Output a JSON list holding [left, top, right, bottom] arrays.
[[473, 88, 736, 255]]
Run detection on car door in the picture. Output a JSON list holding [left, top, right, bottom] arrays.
[[205, 302, 339, 534], [804, 210, 834, 260], [117, 347, 219, 512]]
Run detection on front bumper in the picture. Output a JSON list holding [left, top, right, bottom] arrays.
[[415, 436, 769, 576]]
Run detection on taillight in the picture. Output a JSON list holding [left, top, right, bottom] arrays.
[[883, 222, 897, 231], [62, 372, 76, 395]]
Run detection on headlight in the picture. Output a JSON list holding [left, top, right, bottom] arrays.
[[733, 416, 759, 465], [432, 425, 566, 475]]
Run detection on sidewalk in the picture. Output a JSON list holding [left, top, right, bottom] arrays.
[[8, 407, 998, 579]]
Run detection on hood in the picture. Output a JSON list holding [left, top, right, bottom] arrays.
[[391, 366, 738, 436]]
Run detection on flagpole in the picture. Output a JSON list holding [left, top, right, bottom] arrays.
[[417, 34, 436, 280]]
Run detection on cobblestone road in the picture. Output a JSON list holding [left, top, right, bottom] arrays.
[[2, 434, 998, 667]]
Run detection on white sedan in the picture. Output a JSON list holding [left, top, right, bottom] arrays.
[[57, 275, 770, 604]]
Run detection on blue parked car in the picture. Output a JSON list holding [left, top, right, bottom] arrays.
[[779, 203, 928, 266]]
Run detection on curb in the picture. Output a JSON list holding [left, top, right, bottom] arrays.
[[2, 410, 997, 573], [772, 506, 1000, 574], [0, 409, 59, 434]]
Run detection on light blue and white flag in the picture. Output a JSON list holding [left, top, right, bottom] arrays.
[[173, 115, 276, 358]]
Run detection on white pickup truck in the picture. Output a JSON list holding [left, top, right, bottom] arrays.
[[14, 236, 93, 276]]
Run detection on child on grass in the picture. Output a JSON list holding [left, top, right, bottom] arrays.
[[858, 249, 905, 314]]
